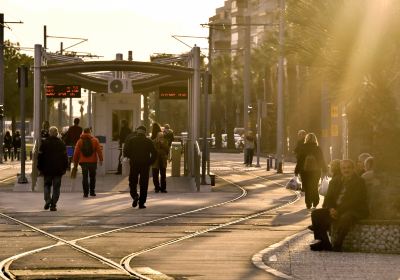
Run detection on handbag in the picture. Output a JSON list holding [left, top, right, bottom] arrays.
[[286, 176, 302, 191], [319, 176, 331, 196]]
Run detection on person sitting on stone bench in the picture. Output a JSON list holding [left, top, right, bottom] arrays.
[[309, 159, 369, 251]]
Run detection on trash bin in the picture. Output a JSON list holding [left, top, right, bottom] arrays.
[[171, 142, 182, 177]]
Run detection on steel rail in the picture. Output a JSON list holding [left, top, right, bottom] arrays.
[[0, 166, 293, 279], [0, 170, 248, 279], [120, 172, 300, 272]]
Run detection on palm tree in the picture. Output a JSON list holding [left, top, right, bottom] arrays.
[[285, 0, 400, 219]]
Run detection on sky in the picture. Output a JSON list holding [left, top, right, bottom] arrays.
[[2, 0, 226, 61], [2, 0, 226, 118]]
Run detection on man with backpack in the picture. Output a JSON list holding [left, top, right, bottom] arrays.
[[73, 128, 103, 197]]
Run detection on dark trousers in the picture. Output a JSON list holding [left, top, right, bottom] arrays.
[[129, 163, 150, 206], [44, 175, 62, 206], [300, 171, 320, 208], [117, 146, 122, 173], [3, 147, 12, 160], [152, 167, 166, 191], [245, 148, 254, 165], [80, 162, 97, 195], [311, 208, 357, 249]]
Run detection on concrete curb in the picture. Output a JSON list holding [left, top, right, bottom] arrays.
[[251, 229, 309, 279]]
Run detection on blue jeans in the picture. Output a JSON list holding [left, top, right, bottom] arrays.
[[44, 175, 62, 206], [80, 162, 97, 195]]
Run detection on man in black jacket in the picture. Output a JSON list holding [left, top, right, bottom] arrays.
[[123, 126, 157, 209], [310, 159, 369, 251], [37, 126, 68, 211]]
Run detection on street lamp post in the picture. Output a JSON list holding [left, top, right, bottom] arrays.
[[276, 0, 285, 173]]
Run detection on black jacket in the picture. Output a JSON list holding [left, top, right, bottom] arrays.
[[124, 133, 157, 166], [295, 142, 327, 175], [323, 174, 369, 219], [12, 134, 21, 148], [119, 126, 132, 146], [64, 125, 83, 146], [37, 136, 68, 176]]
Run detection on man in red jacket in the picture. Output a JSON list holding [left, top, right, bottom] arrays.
[[73, 128, 103, 197]]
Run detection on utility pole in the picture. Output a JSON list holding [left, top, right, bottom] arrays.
[[243, 16, 251, 132], [276, 0, 285, 173], [43, 26, 48, 121], [0, 14, 4, 164], [201, 27, 212, 185], [0, 14, 23, 164]]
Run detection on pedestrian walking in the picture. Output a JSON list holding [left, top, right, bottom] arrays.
[[310, 159, 368, 251], [152, 131, 169, 193], [163, 123, 174, 148], [294, 129, 307, 161], [244, 131, 256, 166], [150, 122, 162, 140], [41, 120, 50, 140], [3, 131, 13, 161], [63, 118, 83, 170], [116, 119, 132, 174], [37, 126, 68, 211], [295, 133, 327, 209], [63, 118, 83, 146], [12, 130, 21, 160], [124, 125, 157, 209], [72, 128, 103, 197]]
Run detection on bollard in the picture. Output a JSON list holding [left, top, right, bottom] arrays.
[[210, 174, 216, 186], [266, 156, 270, 171], [277, 162, 283, 173], [29, 151, 32, 160]]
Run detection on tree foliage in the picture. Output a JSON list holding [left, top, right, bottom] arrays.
[[4, 41, 34, 131], [285, 0, 400, 173]]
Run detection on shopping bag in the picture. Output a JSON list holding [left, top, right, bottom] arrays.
[[70, 166, 78, 179], [286, 176, 302, 191], [318, 176, 331, 196], [122, 157, 130, 177]]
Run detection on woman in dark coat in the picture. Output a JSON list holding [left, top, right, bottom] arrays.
[[3, 131, 13, 160], [150, 122, 162, 140], [295, 133, 327, 209], [152, 132, 169, 193]]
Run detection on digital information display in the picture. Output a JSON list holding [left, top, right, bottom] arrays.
[[46, 84, 81, 98], [159, 86, 188, 99]]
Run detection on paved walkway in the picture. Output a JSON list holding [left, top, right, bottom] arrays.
[[256, 219, 400, 280], [2, 156, 399, 280]]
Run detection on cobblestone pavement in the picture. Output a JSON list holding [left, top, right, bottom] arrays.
[[259, 230, 400, 280]]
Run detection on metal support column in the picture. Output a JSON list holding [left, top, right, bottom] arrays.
[[256, 99, 261, 167], [201, 72, 209, 185], [18, 66, 28, 183], [87, 90, 92, 128], [188, 46, 201, 176], [32, 44, 42, 190], [276, 0, 285, 174]]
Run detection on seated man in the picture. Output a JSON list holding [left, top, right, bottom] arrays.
[[310, 159, 368, 251]]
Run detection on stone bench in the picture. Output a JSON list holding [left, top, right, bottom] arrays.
[[331, 220, 400, 254]]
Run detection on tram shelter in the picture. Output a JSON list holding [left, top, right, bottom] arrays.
[[31, 45, 202, 189]]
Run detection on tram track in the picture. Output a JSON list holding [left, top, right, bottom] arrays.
[[0, 165, 297, 279]]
